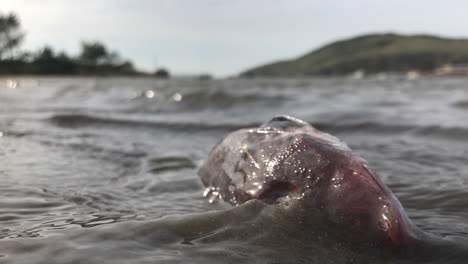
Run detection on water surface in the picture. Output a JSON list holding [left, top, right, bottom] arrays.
[[1, 76, 468, 263]]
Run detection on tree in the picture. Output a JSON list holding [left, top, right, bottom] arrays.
[[79, 41, 109, 65], [154, 68, 170, 78], [31, 46, 76, 74], [106, 51, 122, 65], [0, 12, 24, 60], [35, 46, 55, 61], [119, 61, 134, 71]]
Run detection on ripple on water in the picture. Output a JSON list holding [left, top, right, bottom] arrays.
[[2, 77, 468, 263], [146, 156, 196, 173], [0, 186, 74, 239]]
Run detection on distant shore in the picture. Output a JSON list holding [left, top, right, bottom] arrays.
[[241, 33, 468, 77]]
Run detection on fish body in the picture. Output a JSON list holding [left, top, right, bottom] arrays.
[[198, 115, 417, 248]]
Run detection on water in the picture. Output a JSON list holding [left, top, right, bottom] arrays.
[[1, 76, 468, 263]]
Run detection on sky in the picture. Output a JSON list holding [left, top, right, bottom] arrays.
[[1, 0, 468, 76]]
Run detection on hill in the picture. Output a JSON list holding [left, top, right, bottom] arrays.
[[241, 33, 468, 77]]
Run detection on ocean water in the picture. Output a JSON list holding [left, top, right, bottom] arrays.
[[1, 76, 468, 263]]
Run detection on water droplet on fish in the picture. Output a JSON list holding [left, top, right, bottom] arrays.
[[379, 205, 391, 231], [380, 217, 391, 231], [331, 177, 341, 187], [203, 187, 212, 197], [331, 173, 344, 187], [208, 191, 220, 203]]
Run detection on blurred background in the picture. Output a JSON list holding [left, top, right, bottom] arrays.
[[2, 0, 468, 77]]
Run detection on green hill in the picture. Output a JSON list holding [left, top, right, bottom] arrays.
[[241, 33, 468, 77]]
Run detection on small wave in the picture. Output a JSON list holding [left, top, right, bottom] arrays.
[[315, 121, 468, 140], [63, 186, 141, 213], [314, 121, 414, 134], [48, 114, 260, 131], [133, 88, 288, 107], [48, 114, 468, 140], [400, 188, 468, 212], [452, 100, 468, 109], [0, 187, 73, 239], [147, 178, 201, 195], [127, 88, 290, 114], [146, 156, 196, 173], [179, 89, 287, 107], [68, 214, 137, 228]]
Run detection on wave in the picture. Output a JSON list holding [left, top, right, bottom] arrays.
[[179, 89, 287, 105], [452, 100, 468, 109], [146, 156, 196, 173], [133, 88, 288, 105], [127, 88, 289, 114], [316, 121, 468, 140], [48, 114, 468, 140], [48, 114, 260, 131], [3, 197, 464, 264], [0, 186, 73, 238]]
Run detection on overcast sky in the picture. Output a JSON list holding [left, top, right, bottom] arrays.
[[1, 0, 468, 76]]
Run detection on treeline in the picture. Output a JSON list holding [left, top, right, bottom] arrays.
[[0, 12, 166, 76], [0, 42, 137, 75]]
